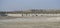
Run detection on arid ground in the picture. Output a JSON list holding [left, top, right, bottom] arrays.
[[0, 16, 60, 28]]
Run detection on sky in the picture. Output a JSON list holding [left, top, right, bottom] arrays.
[[0, 0, 60, 11]]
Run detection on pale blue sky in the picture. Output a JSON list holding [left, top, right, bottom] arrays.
[[0, 0, 60, 11]]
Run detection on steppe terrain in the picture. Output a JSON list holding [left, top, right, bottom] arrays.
[[0, 16, 60, 28]]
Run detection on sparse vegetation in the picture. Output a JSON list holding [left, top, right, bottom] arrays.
[[0, 9, 60, 14]]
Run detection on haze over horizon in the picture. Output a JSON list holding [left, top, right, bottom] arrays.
[[0, 0, 60, 11]]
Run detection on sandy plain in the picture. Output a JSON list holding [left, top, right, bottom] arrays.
[[0, 16, 60, 28]]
